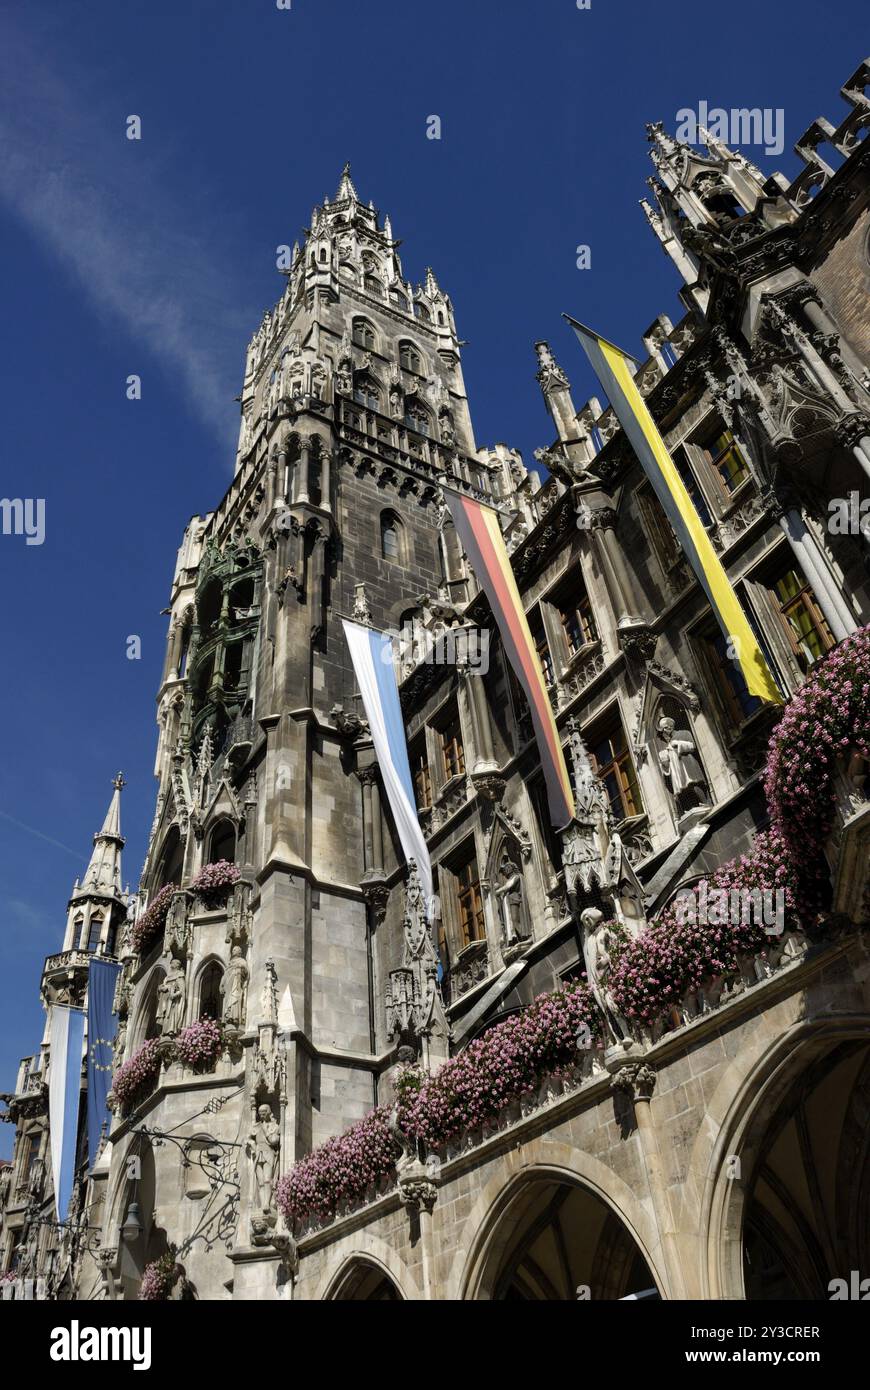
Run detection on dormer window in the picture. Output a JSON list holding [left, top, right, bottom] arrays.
[[414, 302, 431, 323], [364, 274, 384, 298], [390, 288, 409, 310]]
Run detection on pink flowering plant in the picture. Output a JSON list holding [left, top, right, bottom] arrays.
[[275, 1104, 396, 1227], [764, 623, 870, 888], [608, 829, 809, 1027], [395, 983, 600, 1148], [189, 860, 241, 909], [139, 1250, 182, 1301], [174, 1016, 224, 1070], [130, 884, 175, 956], [276, 983, 600, 1227], [110, 1037, 162, 1112]]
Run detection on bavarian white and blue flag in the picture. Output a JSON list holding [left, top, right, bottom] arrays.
[[48, 1004, 86, 1221], [565, 314, 782, 705], [342, 618, 435, 918], [87, 957, 122, 1169]]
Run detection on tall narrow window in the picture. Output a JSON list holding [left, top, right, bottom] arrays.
[[410, 740, 432, 811], [529, 612, 554, 686], [440, 716, 466, 781], [86, 916, 103, 952], [699, 424, 750, 497], [208, 820, 236, 866], [699, 626, 761, 729], [768, 566, 834, 672], [199, 962, 224, 1021], [551, 575, 597, 656], [456, 856, 485, 947], [589, 715, 643, 821], [673, 448, 713, 527], [380, 511, 403, 561]]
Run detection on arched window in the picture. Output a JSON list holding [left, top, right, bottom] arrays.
[[198, 578, 222, 635], [198, 961, 224, 1021], [436, 310, 445, 326], [414, 302, 431, 323], [157, 827, 184, 891], [364, 274, 384, 298], [399, 341, 421, 374], [390, 288, 408, 311], [208, 820, 236, 866], [353, 374, 381, 411], [73, 915, 84, 948], [319, 246, 328, 263], [381, 511, 403, 562], [352, 318, 375, 350], [404, 399, 431, 437], [86, 915, 103, 952]]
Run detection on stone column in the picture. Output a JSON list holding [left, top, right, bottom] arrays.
[[589, 507, 642, 626], [320, 450, 332, 513], [778, 509, 856, 641], [363, 775, 374, 870], [295, 439, 311, 506], [371, 776, 384, 871], [611, 1062, 686, 1299]]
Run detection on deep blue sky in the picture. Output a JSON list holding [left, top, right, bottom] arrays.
[[0, 0, 863, 1151]]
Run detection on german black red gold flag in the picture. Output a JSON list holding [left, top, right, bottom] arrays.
[[565, 315, 781, 705]]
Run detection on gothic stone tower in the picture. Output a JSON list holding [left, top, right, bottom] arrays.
[[94, 167, 474, 1298]]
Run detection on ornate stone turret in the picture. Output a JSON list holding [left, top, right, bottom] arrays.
[[49, 774, 128, 993]]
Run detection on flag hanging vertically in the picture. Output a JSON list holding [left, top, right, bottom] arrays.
[[442, 486, 576, 828], [343, 620, 434, 912], [48, 1004, 85, 1221], [87, 957, 122, 1169], [565, 315, 782, 705]]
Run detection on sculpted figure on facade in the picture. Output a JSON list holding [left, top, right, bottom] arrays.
[[221, 946, 249, 1028], [494, 850, 527, 948], [655, 716, 709, 815], [157, 958, 187, 1037], [247, 1103, 281, 1217], [580, 907, 632, 1045]]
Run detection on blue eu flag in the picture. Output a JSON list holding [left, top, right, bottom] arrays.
[[87, 958, 122, 1169]]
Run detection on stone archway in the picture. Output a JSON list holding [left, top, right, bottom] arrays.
[[327, 1257, 403, 1301], [466, 1172, 659, 1301], [703, 1016, 870, 1300]]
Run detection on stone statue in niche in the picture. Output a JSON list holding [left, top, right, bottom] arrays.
[[221, 946, 249, 1028], [157, 958, 187, 1037], [494, 851, 526, 948], [655, 716, 709, 815], [580, 907, 632, 1045], [112, 1018, 128, 1071], [247, 1103, 281, 1216]]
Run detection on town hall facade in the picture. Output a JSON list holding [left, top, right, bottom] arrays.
[[3, 56, 870, 1301]]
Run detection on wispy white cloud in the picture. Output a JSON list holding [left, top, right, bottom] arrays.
[[0, 23, 253, 452]]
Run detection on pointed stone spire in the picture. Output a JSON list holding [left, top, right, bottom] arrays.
[[75, 774, 127, 903], [335, 162, 359, 203]]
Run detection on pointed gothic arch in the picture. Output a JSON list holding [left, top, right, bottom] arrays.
[[193, 956, 225, 1023], [130, 964, 166, 1049], [461, 1164, 660, 1301]]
